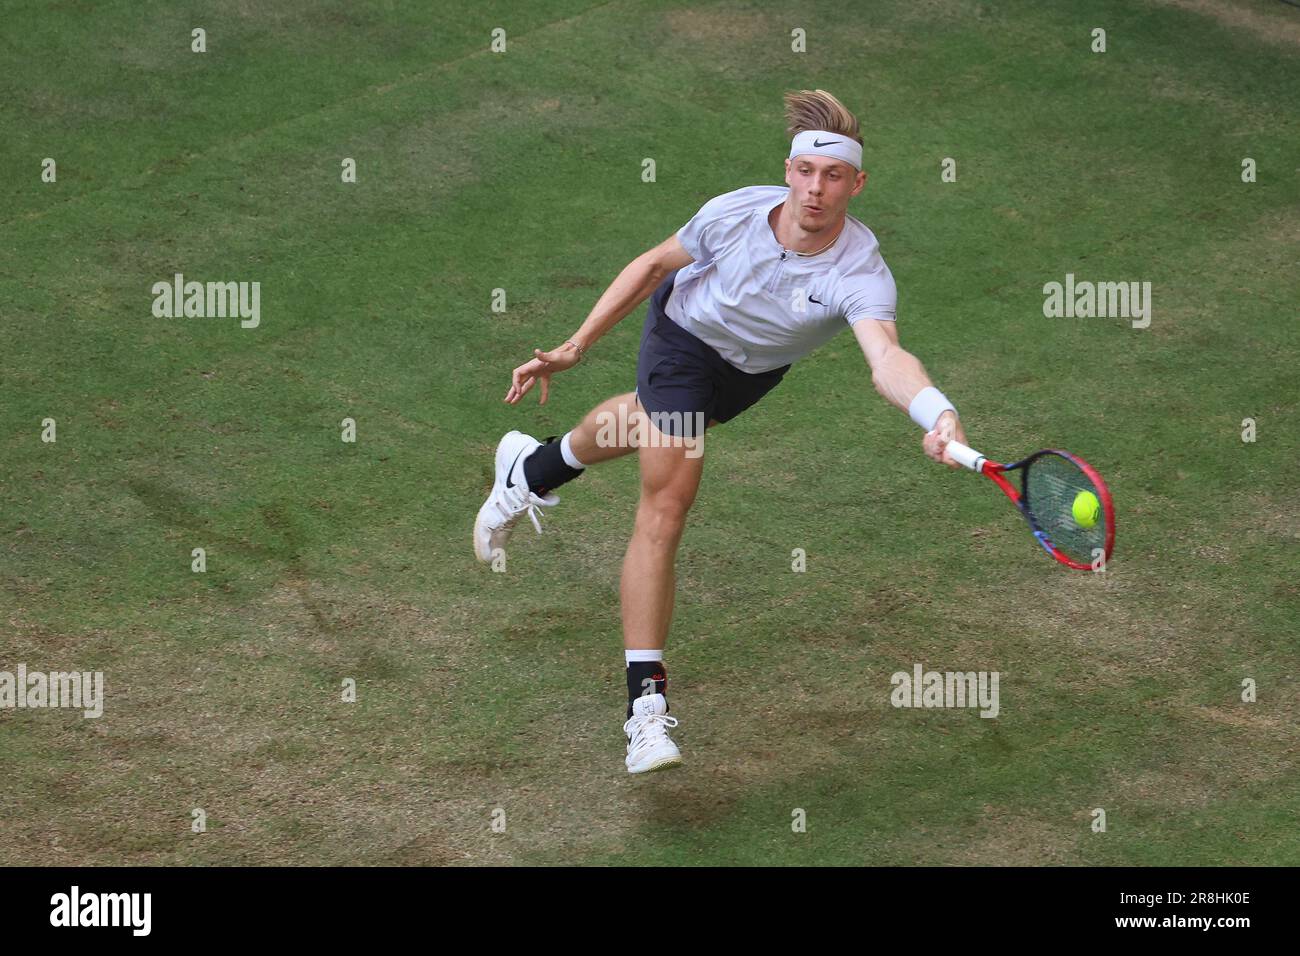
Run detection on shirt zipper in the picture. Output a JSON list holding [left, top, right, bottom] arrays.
[[766, 248, 788, 294]]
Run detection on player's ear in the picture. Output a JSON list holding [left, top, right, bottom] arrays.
[[852, 169, 867, 196], [783, 158, 791, 185]]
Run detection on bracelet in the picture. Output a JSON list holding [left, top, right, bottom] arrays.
[[908, 386, 957, 431], [565, 340, 587, 360]]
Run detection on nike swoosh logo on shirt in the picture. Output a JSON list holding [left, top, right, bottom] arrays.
[[813, 138, 841, 147], [809, 295, 825, 305]]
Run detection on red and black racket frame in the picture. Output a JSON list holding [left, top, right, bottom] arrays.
[[979, 449, 1116, 570]]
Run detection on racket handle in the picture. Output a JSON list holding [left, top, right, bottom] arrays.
[[944, 440, 986, 472]]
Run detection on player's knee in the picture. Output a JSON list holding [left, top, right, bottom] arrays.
[[637, 492, 693, 545]]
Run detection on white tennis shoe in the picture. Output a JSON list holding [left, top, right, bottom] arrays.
[[473, 430, 559, 563], [624, 693, 681, 774]]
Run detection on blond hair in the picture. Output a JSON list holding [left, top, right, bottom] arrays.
[[783, 89, 863, 146]]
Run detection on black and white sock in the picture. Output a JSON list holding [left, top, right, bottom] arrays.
[[523, 431, 586, 496], [626, 649, 667, 718]]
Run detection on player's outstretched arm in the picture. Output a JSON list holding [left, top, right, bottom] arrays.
[[851, 318, 967, 468], [504, 235, 695, 405]]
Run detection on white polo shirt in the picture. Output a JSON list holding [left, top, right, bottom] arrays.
[[665, 185, 897, 374]]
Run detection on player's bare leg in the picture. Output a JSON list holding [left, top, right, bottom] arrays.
[[566, 391, 643, 464], [621, 431, 704, 650], [620, 416, 710, 773], [475, 388, 710, 773]]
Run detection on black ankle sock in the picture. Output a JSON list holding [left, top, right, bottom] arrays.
[[522, 435, 583, 496], [626, 660, 667, 718]]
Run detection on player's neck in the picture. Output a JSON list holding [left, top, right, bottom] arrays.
[[771, 201, 845, 256]]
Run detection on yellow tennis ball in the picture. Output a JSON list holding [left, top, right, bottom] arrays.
[[1072, 490, 1101, 529]]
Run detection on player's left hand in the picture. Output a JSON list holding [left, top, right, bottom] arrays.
[[504, 343, 582, 406], [924, 410, 966, 469]]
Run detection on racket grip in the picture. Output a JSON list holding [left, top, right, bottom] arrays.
[[944, 440, 986, 472]]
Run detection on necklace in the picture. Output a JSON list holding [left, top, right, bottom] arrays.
[[770, 202, 844, 258], [794, 231, 842, 257]]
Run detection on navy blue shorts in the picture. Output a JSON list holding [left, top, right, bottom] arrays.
[[636, 270, 789, 438]]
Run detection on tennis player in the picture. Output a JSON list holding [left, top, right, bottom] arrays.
[[475, 90, 969, 773]]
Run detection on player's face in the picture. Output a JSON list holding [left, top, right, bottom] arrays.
[[785, 156, 866, 230]]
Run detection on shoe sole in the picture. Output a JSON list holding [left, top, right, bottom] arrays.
[[472, 506, 494, 563], [628, 754, 682, 775], [473, 430, 525, 563]]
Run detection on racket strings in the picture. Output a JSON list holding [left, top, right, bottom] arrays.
[[1024, 455, 1106, 564]]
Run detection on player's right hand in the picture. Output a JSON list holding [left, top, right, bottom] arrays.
[[924, 410, 965, 469], [504, 343, 582, 405]]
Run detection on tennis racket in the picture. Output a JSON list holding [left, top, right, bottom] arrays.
[[945, 441, 1115, 570]]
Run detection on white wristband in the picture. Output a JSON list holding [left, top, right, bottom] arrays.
[[908, 386, 957, 431]]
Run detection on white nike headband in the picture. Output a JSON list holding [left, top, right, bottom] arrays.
[[788, 129, 863, 171]]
